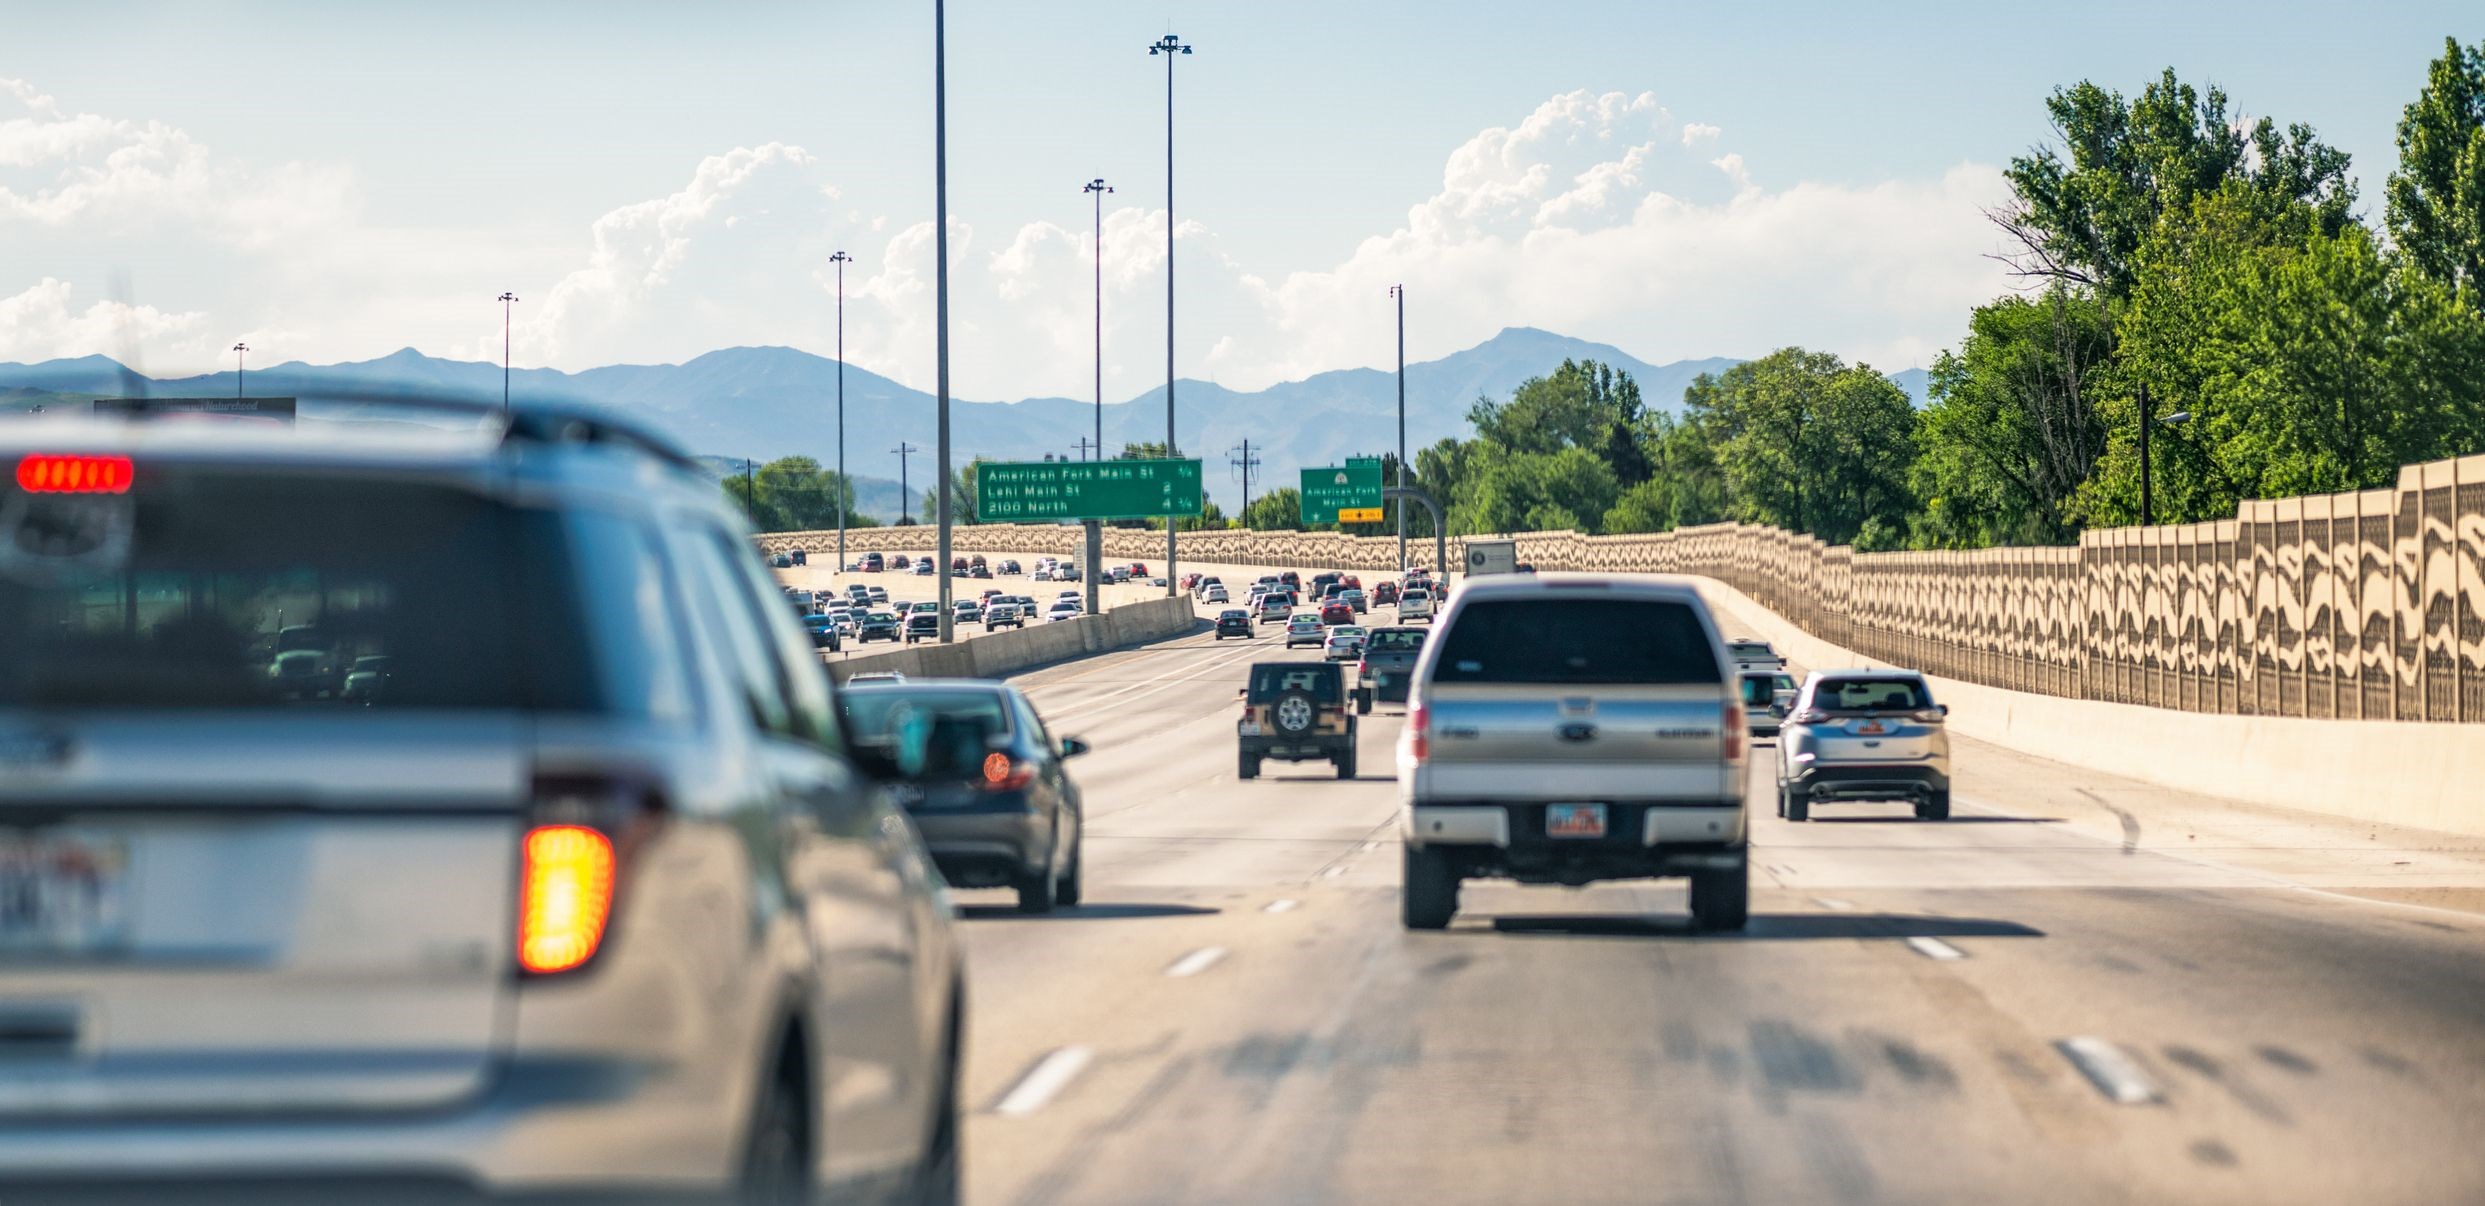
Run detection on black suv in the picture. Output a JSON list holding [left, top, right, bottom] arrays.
[[1237, 662, 1357, 779]]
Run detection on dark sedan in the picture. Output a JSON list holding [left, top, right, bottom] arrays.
[[858, 611, 902, 643], [839, 681, 1090, 912], [1214, 608, 1254, 639]]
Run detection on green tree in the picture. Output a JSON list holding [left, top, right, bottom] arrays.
[[919, 459, 988, 526], [1997, 68, 2355, 300], [1599, 412, 1728, 534], [1446, 447, 1619, 536], [724, 456, 868, 533], [1685, 348, 1918, 548], [2387, 37, 2485, 307], [1911, 288, 2114, 547], [1241, 486, 1303, 530]]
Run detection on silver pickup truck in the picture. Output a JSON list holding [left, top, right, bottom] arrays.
[[1396, 576, 1748, 930]]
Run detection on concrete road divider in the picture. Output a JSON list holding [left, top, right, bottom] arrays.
[[829, 596, 1200, 685]]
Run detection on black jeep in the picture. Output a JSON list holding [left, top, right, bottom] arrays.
[[1237, 662, 1358, 780]]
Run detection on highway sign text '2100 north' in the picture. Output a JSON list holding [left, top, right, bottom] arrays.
[[976, 459, 1205, 522]]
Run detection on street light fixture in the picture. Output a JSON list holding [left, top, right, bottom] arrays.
[[495, 292, 519, 419], [2137, 384, 2194, 527], [1149, 32, 1191, 597], [232, 342, 249, 400], [1084, 179, 1112, 462], [829, 250, 854, 572]]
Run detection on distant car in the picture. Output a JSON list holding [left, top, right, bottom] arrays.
[[1728, 638, 1786, 674], [1323, 625, 1368, 662], [1236, 661, 1356, 780], [1199, 583, 1229, 603], [1353, 625, 1427, 713], [1280, 571, 1300, 589], [1397, 588, 1434, 622], [1032, 567, 1053, 582], [866, 585, 889, 604], [1339, 588, 1367, 615], [891, 554, 911, 570], [1128, 563, 1149, 578], [999, 559, 1022, 574], [1774, 670, 1952, 821], [1107, 566, 1131, 584], [985, 603, 1024, 630], [904, 613, 941, 643], [839, 679, 1089, 912], [1215, 609, 1255, 640], [1257, 594, 1293, 625], [1045, 602, 1080, 623], [950, 557, 968, 573], [770, 552, 794, 568], [1742, 671, 1780, 738], [340, 654, 392, 703], [970, 554, 987, 569], [860, 551, 885, 572], [1372, 581, 1398, 606], [953, 601, 982, 624], [1057, 564, 1081, 581], [1319, 600, 1353, 627], [858, 611, 902, 642], [968, 564, 993, 579], [913, 560, 935, 576], [803, 612, 843, 651], [1285, 614, 1327, 649]]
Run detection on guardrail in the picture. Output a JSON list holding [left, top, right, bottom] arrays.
[[825, 595, 1199, 684], [760, 450, 2485, 722]]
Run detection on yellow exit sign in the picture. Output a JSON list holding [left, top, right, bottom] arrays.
[[1336, 506, 1384, 523]]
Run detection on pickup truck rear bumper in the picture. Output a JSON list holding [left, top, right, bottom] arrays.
[[1404, 802, 1743, 884]]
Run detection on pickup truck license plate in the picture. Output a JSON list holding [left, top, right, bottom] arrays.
[[0, 831, 130, 954], [1545, 804, 1607, 839]]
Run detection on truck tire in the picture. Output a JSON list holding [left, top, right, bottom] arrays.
[[1689, 849, 1749, 932], [1401, 845, 1459, 930], [1238, 752, 1261, 780], [1783, 787, 1810, 822], [1355, 689, 1373, 716], [1916, 791, 1951, 821], [1335, 748, 1357, 779]]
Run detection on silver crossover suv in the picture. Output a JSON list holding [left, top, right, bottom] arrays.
[[1772, 669, 1953, 821], [0, 404, 962, 1202]]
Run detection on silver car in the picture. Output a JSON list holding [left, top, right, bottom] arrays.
[[0, 405, 963, 1202], [1773, 669, 1952, 821]]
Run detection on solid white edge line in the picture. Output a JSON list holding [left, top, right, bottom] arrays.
[[2055, 1037, 2162, 1105], [1905, 936, 1966, 960], [1815, 897, 1856, 911], [992, 1046, 1094, 1117], [1164, 946, 1228, 978], [1264, 899, 1301, 914]]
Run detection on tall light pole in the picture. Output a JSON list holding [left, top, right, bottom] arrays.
[[933, 0, 955, 641], [1084, 178, 1112, 465], [829, 250, 853, 571], [496, 292, 518, 419], [1149, 32, 1190, 597], [1389, 284, 1406, 569], [232, 342, 248, 400]]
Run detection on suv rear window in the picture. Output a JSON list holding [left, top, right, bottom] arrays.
[[0, 469, 681, 715], [1811, 677, 1929, 711], [1432, 598, 1721, 686], [1248, 664, 1341, 703]]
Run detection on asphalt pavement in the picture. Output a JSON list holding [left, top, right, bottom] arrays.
[[944, 588, 2485, 1205]]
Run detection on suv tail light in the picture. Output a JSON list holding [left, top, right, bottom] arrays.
[[1404, 701, 1430, 765], [519, 773, 665, 976], [1721, 701, 1746, 761]]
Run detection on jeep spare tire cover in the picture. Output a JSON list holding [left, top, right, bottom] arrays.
[[1273, 690, 1318, 735]]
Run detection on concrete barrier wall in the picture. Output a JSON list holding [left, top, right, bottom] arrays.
[[762, 449, 2485, 723], [828, 595, 1198, 685]]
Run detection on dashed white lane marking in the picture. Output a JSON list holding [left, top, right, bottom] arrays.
[[1358, 840, 1380, 854], [1264, 899, 1301, 914], [1906, 936, 1966, 960], [1164, 946, 1228, 978], [1320, 865, 1347, 879], [2056, 1037, 2163, 1105], [992, 1046, 1094, 1116], [1815, 897, 1856, 911]]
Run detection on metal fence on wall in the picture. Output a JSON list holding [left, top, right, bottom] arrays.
[[760, 452, 2485, 722]]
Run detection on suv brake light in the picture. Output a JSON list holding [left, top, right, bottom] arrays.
[[519, 773, 664, 976]]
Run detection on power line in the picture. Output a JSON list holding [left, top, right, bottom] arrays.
[[1228, 438, 1260, 525]]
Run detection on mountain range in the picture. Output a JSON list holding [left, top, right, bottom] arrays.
[[0, 328, 1929, 522]]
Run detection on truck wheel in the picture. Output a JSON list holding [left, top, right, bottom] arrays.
[[1238, 752, 1261, 780], [1355, 689, 1373, 716], [1689, 850, 1749, 932], [1401, 845, 1459, 930], [1774, 781, 1787, 819], [1916, 791, 1951, 822], [1015, 853, 1058, 914], [1783, 786, 1810, 822], [1335, 749, 1357, 779]]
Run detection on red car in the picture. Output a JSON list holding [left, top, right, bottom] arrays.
[[1128, 562, 1150, 578], [1320, 600, 1354, 626], [1179, 572, 1202, 591], [1372, 581, 1398, 605], [1341, 574, 1361, 589]]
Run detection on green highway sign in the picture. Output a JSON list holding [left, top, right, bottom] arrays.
[[977, 458, 1204, 521], [1300, 457, 1384, 525]]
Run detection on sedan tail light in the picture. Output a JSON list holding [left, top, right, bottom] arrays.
[[978, 751, 1037, 792], [519, 773, 664, 976]]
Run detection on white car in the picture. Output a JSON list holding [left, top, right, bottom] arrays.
[[1046, 602, 1081, 622], [1397, 588, 1435, 622], [1199, 584, 1229, 603], [1324, 625, 1368, 661]]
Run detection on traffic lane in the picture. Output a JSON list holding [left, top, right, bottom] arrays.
[[773, 561, 1175, 659]]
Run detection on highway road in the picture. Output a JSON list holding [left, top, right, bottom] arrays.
[[943, 587, 2485, 1205]]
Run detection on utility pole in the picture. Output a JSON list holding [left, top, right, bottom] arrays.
[[743, 457, 757, 524], [1085, 178, 1112, 465], [232, 342, 248, 400], [1389, 283, 1406, 569], [1229, 438, 1260, 527], [933, 0, 955, 640], [829, 250, 853, 571], [496, 292, 518, 419], [1072, 436, 1102, 461], [2138, 383, 2154, 528], [892, 442, 919, 524], [1150, 32, 1191, 597]]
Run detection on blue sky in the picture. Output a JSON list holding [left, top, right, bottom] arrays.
[[1, 1, 2473, 397]]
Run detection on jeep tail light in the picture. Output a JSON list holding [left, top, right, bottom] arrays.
[[16, 454, 133, 494], [1721, 701, 1746, 761], [979, 751, 1037, 792], [519, 773, 664, 976]]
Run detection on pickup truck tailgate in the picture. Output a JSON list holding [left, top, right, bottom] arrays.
[[1417, 684, 1733, 802]]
